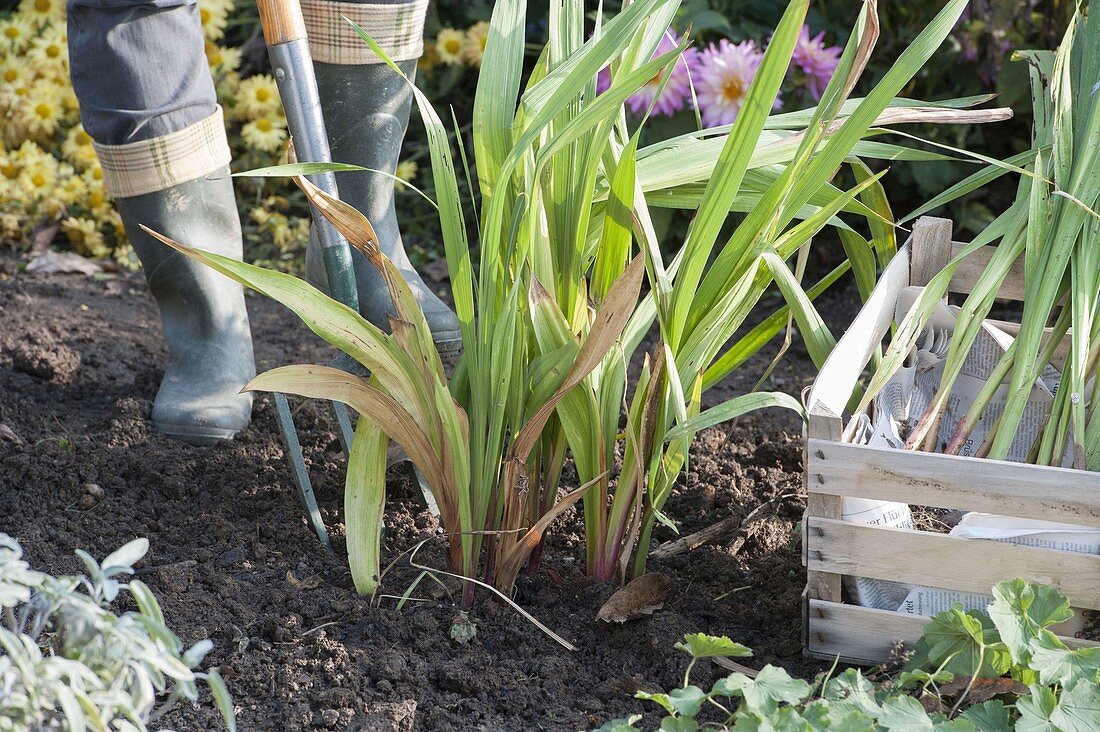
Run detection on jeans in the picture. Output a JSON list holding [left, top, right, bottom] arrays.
[[67, 0, 420, 146]]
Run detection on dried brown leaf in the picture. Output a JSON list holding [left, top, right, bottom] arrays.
[[26, 251, 101, 276], [938, 676, 1028, 704], [286, 570, 323, 590], [0, 424, 23, 446], [596, 573, 674, 623]]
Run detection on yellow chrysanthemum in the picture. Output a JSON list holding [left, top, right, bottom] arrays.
[[28, 27, 69, 72], [98, 205, 125, 239], [18, 155, 59, 199], [61, 124, 98, 170], [0, 78, 33, 128], [241, 115, 287, 153], [198, 0, 230, 42], [0, 117, 26, 149], [0, 58, 29, 88], [435, 28, 465, 66], [262, 194, 289, 210], [205, 41, 242, 72], [57, 168, 88, 205], [58, 85, 80, 119], [235, 74, 282, 120], [271, 220, 295, 248], [16, 139, 50, 164], [82, 162, 104, 184], [113, 241, 140, 270], [394, 159, 418, 191], [62, 216, 109, 258], [19, 81, 64, 138], [0, 16, 35, 53], [87, 191, 112, 218], [0, 149, 22, 185], [463, 21, 489, 67], [18, 0, 66, 27], [291, 217, 310, 245]]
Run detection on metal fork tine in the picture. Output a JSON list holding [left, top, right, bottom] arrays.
[[259, 0, 365, 548], [274, 393, 332, 551]]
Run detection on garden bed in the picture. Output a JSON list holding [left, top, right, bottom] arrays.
[[0, 252, 845, 730]]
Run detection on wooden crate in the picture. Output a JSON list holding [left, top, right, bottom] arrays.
[[802, 216, 1100, 665]]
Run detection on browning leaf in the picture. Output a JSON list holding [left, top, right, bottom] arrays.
[[938, 676, 1028, 704], [597, 573, 675, 623]]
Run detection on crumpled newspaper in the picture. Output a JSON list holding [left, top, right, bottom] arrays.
[[839, 287, 1096, 616], [851, 287, 1065, 461]]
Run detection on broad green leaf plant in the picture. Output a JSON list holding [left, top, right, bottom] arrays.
[[0, 534, 235, 732], [602, 580, 1100, 731], [152, 0, 1006, 598]]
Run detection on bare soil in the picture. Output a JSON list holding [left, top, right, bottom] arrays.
[[0, 252, 853, 730]]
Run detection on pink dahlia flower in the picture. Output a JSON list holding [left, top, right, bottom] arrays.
[[625, 31, 700, 117], [792, 25, 842, 101], [695, 39, 763, 127]]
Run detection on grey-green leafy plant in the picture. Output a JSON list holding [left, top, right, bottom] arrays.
[[0, 534, 235, 732], [603, 580, 1100, 731]]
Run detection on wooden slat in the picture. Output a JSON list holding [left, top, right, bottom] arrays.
[[806, 600, 1099, 665], [807, 439, 1100, 527], [909, 217, 953, 287], [804, 421, 844, 607], [946, 242, 1026, 301], [803, 242, 912, 623], [806, 599, 930, 664], [807, 518, 1100, 609]]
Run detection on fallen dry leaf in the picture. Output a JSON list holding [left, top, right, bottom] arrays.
[[285, 570, 323, 590], [0, 424, 23, 446], [938, 676, 1028, 704], [597, 573, 674, 623], [26, 251, 102, 276]]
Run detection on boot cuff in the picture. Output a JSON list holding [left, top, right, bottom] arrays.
[[94, 107, 232, 199], [301, 0, 428, 65]]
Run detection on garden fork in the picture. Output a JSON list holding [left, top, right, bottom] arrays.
[[255, 0, 436, 549], [256, 0, 362, 550]]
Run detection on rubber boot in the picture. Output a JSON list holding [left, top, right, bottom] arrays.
[[305, 59, 462, 354], [116, 169, 256, 445]]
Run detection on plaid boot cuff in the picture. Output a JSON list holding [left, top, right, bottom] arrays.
[[93, 106, 231, 199], [301, 0, 428, 65]]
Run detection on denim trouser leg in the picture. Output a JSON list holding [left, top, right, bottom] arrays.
[[67, 0, 216, 146], [67, 0, 426, 150]]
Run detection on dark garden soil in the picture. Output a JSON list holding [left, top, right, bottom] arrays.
[[0, 251, 857, 731]]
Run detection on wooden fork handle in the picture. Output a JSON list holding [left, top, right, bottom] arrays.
[[256, 0, 307, 45]]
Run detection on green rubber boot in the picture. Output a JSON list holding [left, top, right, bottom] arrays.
[[305, 59, 461, 354], [116, 169, 255, 445]]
